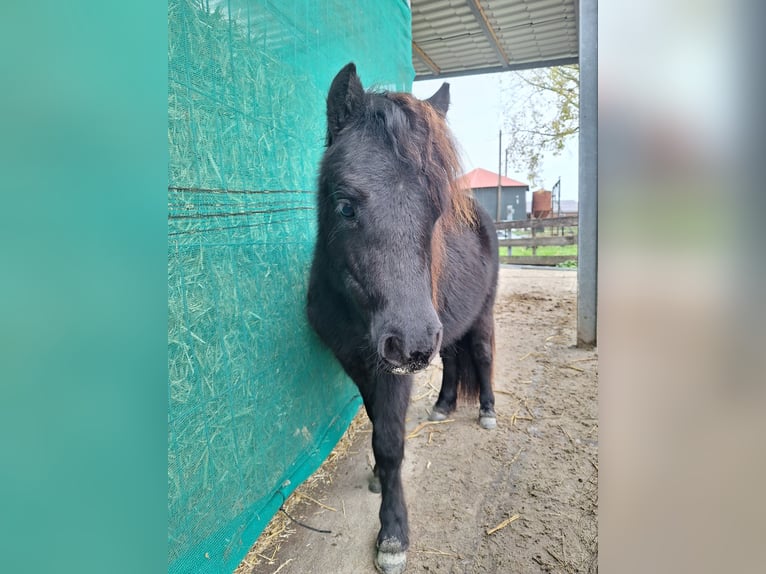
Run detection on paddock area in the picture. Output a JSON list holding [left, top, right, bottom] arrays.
[[237, 267, 598, 574]]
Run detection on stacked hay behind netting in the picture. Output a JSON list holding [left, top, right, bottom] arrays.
[[167, 205, 329, 557], [167, 0, 351, 562], [168, 0, 323, 192], [167, 193, 361, 561], [167, 0, 414, 569]]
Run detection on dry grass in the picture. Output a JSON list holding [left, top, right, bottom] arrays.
[[168, 0, 320, 193], [168, 2, 322, 552], [486, 514, 521, 535]]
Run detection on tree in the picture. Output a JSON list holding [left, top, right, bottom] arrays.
[[502, 65, 579, 188]]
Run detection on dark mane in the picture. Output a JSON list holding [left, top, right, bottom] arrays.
[[367, 91, 476, 231]]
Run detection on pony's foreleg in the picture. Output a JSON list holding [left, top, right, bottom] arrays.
[[370, 373, 412, 574], [356, 381, 383, 494]]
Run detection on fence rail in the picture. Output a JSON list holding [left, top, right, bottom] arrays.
[[495, 216, 578, 266], [495, 215, 578, 230]]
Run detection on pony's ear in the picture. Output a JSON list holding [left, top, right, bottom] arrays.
[[326, 62, 364, 145], [425, 82, 450, 116]]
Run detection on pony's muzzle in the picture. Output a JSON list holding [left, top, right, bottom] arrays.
[[377, 323, 443, 375]]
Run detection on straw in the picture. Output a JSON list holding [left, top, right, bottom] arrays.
[[486, 514, 520, 535]]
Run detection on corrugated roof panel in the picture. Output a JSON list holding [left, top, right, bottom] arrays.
[[412, 0, 578, 79]]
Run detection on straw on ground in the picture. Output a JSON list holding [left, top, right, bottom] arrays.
[[486, 514, 520, 535]]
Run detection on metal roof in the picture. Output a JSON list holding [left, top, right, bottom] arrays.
[[411, 0, 579, 80], [460, 168, 528, 189]]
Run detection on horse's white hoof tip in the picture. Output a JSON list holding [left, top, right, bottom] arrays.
[[479, 416, 497, 430], [375, 550, 407, 574]]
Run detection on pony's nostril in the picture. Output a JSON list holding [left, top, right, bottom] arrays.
[[379, 328, 439, 373], [380, 334, 405, 366]]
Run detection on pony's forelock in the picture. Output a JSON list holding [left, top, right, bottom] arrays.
[[375, 91, 477, 306], [381, 92, 476, 231]]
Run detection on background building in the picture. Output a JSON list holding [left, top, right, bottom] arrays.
[[461, 167, 528, 221]]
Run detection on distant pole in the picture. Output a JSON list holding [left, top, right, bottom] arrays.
[[497, 129, 502, 221], [504, 148, 509, 177], [553, 176, 562, 235], [578, 0, 598, 347]]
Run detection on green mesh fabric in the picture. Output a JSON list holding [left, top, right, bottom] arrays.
[[168, 1, 414, 572]]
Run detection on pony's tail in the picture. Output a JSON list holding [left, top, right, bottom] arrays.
[[454, 326, 494, 402], [455, 334, 481, 402]]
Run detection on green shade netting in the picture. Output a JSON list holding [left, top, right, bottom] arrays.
[[168, 1, 413, 572]]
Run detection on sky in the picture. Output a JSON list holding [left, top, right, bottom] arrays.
[[412, 72, 579, 202]]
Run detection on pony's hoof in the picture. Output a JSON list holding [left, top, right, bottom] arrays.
[[479, 409, 497, 430], [374, 550, 407, 574], [375, 538, 407, 574], [428, 407, 449, 422], [368, 474, 382, 493]]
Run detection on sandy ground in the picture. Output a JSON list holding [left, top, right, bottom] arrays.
[[237, 267, 598, 574]]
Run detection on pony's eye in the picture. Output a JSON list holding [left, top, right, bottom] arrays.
[[337, 200, 356, 219]]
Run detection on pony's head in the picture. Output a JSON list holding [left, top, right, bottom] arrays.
[[317, 63, 475, 375]]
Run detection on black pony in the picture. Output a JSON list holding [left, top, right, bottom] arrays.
[[307, 63, 499, 573]]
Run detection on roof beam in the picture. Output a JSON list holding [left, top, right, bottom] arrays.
[[414, 56, 578, 81], [466, 0, 510, 68], [412, 41, 441, 76]]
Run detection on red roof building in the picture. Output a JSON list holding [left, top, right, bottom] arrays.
[[459, 167, 528, 189], [460, 168, 529, 221]]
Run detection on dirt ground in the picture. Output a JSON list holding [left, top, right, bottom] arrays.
[[237, 266, 598, 574]]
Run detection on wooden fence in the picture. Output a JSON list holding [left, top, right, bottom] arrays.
[[495, 215, 578, 266]]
